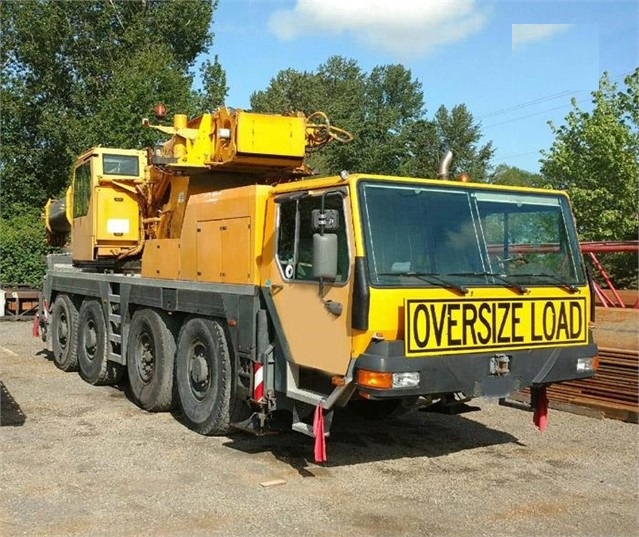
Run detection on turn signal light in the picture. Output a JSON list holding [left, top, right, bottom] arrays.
[[356, 369, 392, 389]]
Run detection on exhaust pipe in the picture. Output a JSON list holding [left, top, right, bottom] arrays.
[[437, 150, 453, 179]]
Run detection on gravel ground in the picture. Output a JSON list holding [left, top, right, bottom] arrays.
[[1, 320, 638, 537]]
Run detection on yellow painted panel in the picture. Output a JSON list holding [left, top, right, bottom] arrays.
[[196, 220, 222, 282], [141, 239, 180, 279], [95, 187, 140, 242], [195, 217, 252, 284], [236, 112, 306, 157], [178, 195, 199, 281], [71, 213, 95, 262], [183, 185, 269, 285], [220, 217, 251, 283]]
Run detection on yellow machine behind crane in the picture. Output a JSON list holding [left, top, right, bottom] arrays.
[[39, 106, 598, 461]]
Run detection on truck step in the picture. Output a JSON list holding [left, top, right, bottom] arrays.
[[291, 421, 330, 438], [109, 333, 122, 344], [285, 385, 325, 407]]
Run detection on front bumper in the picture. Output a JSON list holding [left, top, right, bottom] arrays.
[[355, 338, 598, 400]]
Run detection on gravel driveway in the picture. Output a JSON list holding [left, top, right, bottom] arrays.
[[1, 320, 637, 537]]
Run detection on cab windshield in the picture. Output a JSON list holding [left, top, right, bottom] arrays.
[[359, 181, 585, 289]]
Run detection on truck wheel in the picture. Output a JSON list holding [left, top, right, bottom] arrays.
[[77, 299, 123, 386], [176, 317, 245, 435], [127, 309, 176, 412], [51, 294, 79, 372]]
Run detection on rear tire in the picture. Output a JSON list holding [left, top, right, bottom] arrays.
[[51, 294, 79, 372], [176, 317, 246, 435], [127, 309, 176, 412], [77, 299, 123, 385]]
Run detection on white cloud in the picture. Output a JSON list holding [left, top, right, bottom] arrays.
[[512, 24, 573, 50], [268, 0, 488, 60]]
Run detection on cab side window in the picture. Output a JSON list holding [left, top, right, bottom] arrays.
[[276, 194, 349, 282], [73, 161, 91, 218]]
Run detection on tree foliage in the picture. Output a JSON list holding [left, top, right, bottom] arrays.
[[540, 70, 639, 286], [250, 56, 494, 179], [489, 164, 546, 188], [1, 0, 224, 216], [0, 207, 51, 287], [540, 70, 639, 241], [1, 0, 225, 287]]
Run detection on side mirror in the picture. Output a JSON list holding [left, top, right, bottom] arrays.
[[313, 233, 338, 280]]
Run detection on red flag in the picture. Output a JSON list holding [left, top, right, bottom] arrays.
[[32, 313, 40, 337], [313, 404, 327, 463], [533, 387, 549, 433]]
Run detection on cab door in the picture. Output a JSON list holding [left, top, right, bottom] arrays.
[[262, 189, 354, 376], [71, 157, 95, 262]]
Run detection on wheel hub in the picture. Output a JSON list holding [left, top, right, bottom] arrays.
[[138, 335, 155, 383], [85, 321, 97, 359], [58, 314, 68, 348], [191, 354, 209, 384]]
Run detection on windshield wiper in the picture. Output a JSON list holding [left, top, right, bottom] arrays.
[[449, 272, 528, 294], [510, 272, 579, 293], [377, 271, 468, 295]]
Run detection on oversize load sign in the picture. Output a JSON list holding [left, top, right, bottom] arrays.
[[404, 297, 587, 357]]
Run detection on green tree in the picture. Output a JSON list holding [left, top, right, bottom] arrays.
[[541, 70, 639, 240], [540, 70, 639, 286], [489, 164, 545, 188], [0, 0, 225, 287], [250, 56, 492, 179], [357, 64, 425, 175], [433, 104, 494, 180], [0, 207, 50, 287], [1, 0, 224, 215], [196, 55, 229, 112]]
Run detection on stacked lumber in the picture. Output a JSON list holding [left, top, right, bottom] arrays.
[[545, 346, 638, 423], [513, 307, 638, 423]]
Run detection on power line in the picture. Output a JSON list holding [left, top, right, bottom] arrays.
[[477, 90, 582, 120], [482, 99, 590, 129], [496, 150, 541, 160], [477, 70, 635, 123]]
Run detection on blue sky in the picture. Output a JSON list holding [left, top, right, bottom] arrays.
[[207, 0, 638, 174]]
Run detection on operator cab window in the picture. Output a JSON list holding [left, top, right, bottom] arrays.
[[102, 154, 139, 176], [73, 160, 91, 218], [276, 193, 349, 282]]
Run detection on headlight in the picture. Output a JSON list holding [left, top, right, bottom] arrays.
[[392, 372, 420, 388], [576, 356, 599, 372], [357, 370, 420, 389]]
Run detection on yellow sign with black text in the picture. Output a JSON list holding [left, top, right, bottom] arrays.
[[404, 297, 588, 357]]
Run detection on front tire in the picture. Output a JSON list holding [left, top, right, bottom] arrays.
[[176, 317, 245, 435], [77, 299, 123, 385], [51, 294, 79, 372], [127, 309, 177, 412]]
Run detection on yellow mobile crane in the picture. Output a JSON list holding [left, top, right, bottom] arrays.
[[40, 106, 598, 460]]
